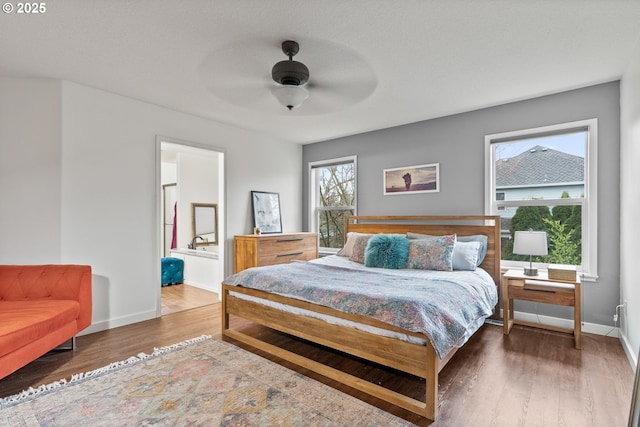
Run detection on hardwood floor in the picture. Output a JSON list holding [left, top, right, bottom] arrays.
[[160, 283, 219, 315], [0, 305, 634, 427]]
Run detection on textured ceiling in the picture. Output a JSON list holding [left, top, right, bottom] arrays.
[[2, 0, 639, 144]]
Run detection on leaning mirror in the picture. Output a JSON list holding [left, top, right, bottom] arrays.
[[191, 203, 218, 246]]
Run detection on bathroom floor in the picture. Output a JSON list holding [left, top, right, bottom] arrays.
[[161, 284, 219, 315]]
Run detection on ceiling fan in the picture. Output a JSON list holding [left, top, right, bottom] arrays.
[[199, 38, 378, 115], [271, 40, 310, 110]]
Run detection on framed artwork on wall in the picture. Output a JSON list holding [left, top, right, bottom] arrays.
[[251, 191, 283, 234], [383, 163, 440, 195]]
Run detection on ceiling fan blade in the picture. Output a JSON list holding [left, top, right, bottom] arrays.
[[198, 37, 378, 114]]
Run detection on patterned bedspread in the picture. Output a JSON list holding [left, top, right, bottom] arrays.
[[223, 260, 498, 359]]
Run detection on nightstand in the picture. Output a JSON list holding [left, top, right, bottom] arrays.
[[502, 269, 581, 349]]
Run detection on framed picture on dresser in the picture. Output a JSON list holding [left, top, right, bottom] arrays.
[[251, 191, 282, 234]]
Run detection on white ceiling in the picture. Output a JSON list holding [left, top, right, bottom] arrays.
[[2, 1, 639, 144]]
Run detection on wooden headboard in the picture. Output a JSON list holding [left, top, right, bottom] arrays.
[[344, 215, 502, 287]]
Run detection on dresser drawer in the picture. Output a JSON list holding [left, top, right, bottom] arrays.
[[258, 235, 317, 257], [257, 248, 317, 266]]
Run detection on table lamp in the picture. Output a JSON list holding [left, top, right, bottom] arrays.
[[513, 230, 548, 276]]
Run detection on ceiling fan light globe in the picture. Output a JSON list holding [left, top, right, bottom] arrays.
[[271, 85, 309, 110]]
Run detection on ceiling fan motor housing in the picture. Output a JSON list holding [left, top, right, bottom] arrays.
[[271, 40, 309, 86], [272, 61, 309, 85]]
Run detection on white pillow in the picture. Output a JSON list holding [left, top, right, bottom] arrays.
[[452, 240, 481, 271], [337, 232, 371, 257]]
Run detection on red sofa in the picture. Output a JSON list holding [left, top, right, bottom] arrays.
[[0, 265, 92, 380]]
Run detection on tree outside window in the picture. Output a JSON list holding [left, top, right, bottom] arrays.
[[309, 157, 356, 251], [503, 196, 582, 265]]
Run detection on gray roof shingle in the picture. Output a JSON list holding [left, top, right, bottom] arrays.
[[496, 145, 584, 187]]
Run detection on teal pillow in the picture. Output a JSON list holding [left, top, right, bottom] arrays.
[[364, 234, 410, 269]]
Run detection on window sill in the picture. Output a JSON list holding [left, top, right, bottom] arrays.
[[319, 249, 339, 257], [500, 262, 598, 282], [579, 273, 598, 282]]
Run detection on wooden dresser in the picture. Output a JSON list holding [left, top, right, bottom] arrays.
[[233, 232, 318, 273]]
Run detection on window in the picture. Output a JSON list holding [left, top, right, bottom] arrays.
[[496, 192, 505, 210], [485, 119, 598, 280], [309, 156, 356, 252]]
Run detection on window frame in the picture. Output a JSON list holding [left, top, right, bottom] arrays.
[[484, 119, 598, 281], [308, 155, 357, 254]]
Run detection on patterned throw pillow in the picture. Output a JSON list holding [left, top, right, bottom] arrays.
[[349, 235, 373, 264], [337, 232, 371, 257], [364, 234, 410, 269], [406, 234, 456, 271], [407, 232, 487, 267]]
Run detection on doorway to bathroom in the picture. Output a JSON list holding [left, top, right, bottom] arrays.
[[158, 138, 225, 316]]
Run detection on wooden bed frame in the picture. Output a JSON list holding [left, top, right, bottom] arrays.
[[222, 215, 501, 420]]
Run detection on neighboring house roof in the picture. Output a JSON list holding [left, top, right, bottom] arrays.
[[496, 145, 584, 187]]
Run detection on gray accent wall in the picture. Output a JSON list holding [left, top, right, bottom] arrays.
[[303, 82, 620, 327]]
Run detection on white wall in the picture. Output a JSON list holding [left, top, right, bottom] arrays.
[[0, 77, 302, 333], [176, 151, 219, 249], [0, 78, 62, 262], [620, 39, 640, 367], [161, 162, 177, 185]]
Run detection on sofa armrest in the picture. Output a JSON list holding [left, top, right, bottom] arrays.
[[0, 265, 92, 330]]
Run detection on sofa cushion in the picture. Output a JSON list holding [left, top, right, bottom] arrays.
[[0, 300, 80, 359]]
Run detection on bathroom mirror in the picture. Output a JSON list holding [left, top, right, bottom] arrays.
[[191, 203, 218, 246]]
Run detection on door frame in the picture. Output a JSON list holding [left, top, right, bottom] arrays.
[[155, 135, 226, 316]]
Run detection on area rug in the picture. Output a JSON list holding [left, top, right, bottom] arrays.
[[0, 335, 414, 426]]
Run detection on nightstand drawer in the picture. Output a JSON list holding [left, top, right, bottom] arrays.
[[507, 284, 575, 306]]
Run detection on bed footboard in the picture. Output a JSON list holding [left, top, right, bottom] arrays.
[[222, 284, 443, 420]]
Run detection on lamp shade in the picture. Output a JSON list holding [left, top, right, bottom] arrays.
[[513, 230, 548, 256], [271, 85, 309, 110]]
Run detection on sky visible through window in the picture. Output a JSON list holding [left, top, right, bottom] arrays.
[[495, 132, 586, 160]]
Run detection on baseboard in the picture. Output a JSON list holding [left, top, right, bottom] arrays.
[[618, 330, 638, 371], [181, 280, 220, 296], [79, 309, 158, 336], [498, 309, 619, 337]]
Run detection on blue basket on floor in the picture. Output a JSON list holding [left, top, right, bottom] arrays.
[[161, 257, 184, 286]]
